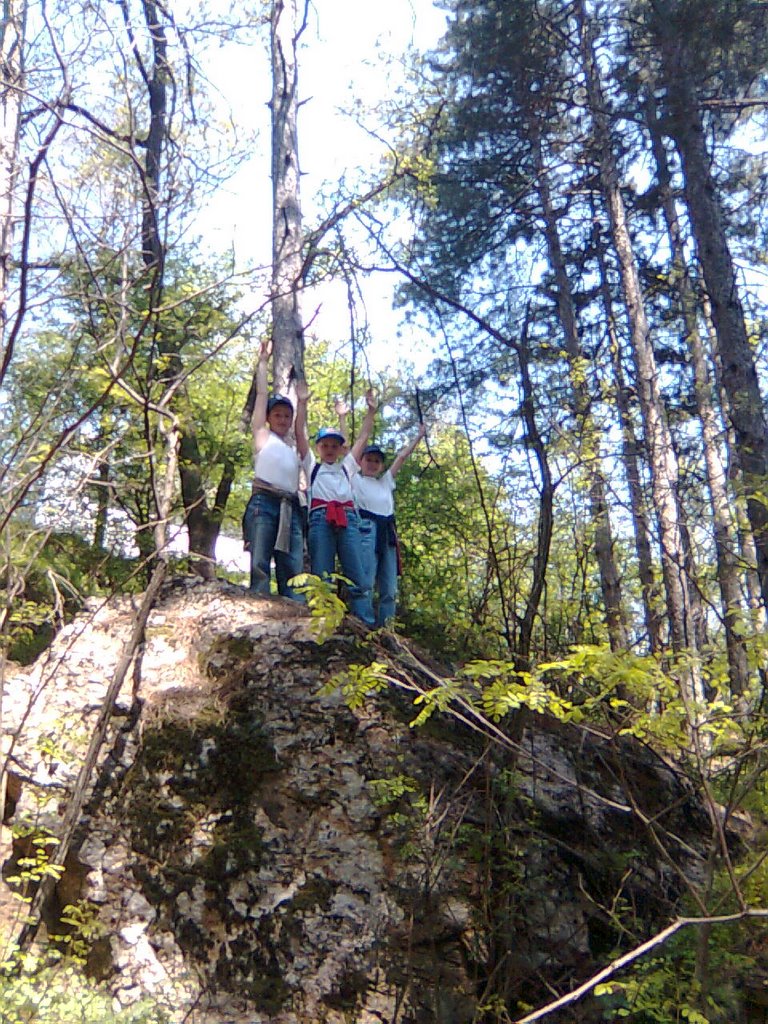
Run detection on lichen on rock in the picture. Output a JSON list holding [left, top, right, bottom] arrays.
[[0, 577, 722, 1023]]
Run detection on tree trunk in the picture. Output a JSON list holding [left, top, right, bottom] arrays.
[[0, 0, 25, 380], [93, 457, 112, 552], [577, 1, 699, 682], [269, 0, 307, 396], [132, 0, 230, 576], [644, 88, 749, 694], [515, 315, 554, 672], [529, 118, 628, 650], [705, 294, 765, 624], [591, 211, 665, 654], [658, 36, 768, 613], [178, 432, 233, 579]]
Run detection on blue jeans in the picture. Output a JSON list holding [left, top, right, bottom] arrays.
[[243, 492, 304, 600], [359, 517, 398, 626], [308, 508, 373, 625]]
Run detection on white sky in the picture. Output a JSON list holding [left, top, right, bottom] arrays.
[[193, 1, 448, 568], [198, 0, 447, 377]]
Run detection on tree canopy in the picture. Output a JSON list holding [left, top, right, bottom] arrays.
[[4, 0, 768, 1020]]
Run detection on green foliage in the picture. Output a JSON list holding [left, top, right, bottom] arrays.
[[395, 426, 521, 661], [6, 250, 252, 544], [52, 900, 107, 964], [5, 831, 64, 904], [1, 530, 142, 663], [303, 340, 386, 441], [594, 925, 749, 1024], [0, 954, 170, 1024], [321, 660, 391, 708], [291, 573, 348, 642], [367, 773, 419, 807], [0, 825, 169, 1023]]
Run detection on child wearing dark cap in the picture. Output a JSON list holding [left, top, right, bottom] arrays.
[[350, 423, 426, 626], [301, 388, 378, 625], [242, 339, 308, 599]]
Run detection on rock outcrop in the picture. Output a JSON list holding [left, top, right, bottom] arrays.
[[1, 577, 716, 1023]]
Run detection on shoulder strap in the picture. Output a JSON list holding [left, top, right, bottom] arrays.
[[311, 462, 348, 486]]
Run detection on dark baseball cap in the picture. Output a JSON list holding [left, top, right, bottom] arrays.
[[361, 445, 386, 460], [267, 394, 294, 414]]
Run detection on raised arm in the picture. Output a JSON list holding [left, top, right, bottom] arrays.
[[250, 338, 271, 453], [350, 388, 378, 463], [335, 396, 351, 455], [390, 422, 427, 477], [295, 378, 310, 459]]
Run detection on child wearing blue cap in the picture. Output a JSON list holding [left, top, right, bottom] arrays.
[[242, 339, 308, 599], [344, 421, 426, 626], [301, 388, 378, 624]]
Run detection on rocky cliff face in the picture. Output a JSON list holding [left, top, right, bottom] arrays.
[[1, 578, 715, 1023]]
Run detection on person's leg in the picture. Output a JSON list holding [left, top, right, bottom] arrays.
[[356, 517, 376, 624], [245, 493, 279, 595], [376, 543, 398, 626], [275, 503, 306, 601], [308, 509, 336, 580], [337, 513, 374, 625]]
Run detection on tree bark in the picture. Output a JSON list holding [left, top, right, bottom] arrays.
[[0, 0, 25, 375], [591, 211, 665, 653], [577, 1, 700, 690], [528, 118, 628, 650], [130, 0, 229, 576], [269, 0, 307, 396], [657, 33, 768, 612], [644, 88, 749, 694]]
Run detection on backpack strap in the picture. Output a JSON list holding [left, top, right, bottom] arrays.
[[310, 462, 349, 486]]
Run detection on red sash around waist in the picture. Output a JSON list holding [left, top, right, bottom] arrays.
[[310, 498, 354, 528]]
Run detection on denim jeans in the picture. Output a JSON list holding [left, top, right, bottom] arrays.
[[359, 517, 398, 626], [243, 492, 304, 600], [308, 507, 373, 625]]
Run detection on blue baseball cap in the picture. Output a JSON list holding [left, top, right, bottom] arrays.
[[267, 394, 294, 414], [315, 426, 345, 444]]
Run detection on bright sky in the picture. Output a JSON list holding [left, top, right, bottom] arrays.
[[199, 0, 447, 377], [196, 1, 448, 567]]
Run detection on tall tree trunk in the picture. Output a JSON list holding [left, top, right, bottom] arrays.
[[93, 457, 112, 551], [270, 0, 307, 395], [704, 294, 765, 624], [591, 212, 665, 653], [529, 118, 628, 650], [179, 433, 234, 579], [132, 0, 229, 575], [0, 0, 25, 380], [515, 314, 554, 672], [657, 34, 768, 612], [577, 2, 699, 682], [645, 88, 749, 694]]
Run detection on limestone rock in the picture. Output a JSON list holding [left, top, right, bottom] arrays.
[[0, 577, 718, 1023]]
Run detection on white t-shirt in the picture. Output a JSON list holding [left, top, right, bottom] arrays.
[[254, 433, 300, 493], [303, 452, 358, 503], [351, 468, 396, 517]]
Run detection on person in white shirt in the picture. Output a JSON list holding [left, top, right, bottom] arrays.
[[349, 424, 426, 626], [301, 389, 377, 625], [242, 340, 308, 599]]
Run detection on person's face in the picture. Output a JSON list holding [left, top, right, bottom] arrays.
[[267, 404, 293, 437], [316, 437, 342, 464], [361, 453, 385, 477]]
